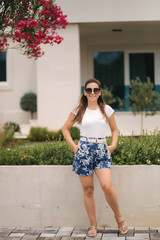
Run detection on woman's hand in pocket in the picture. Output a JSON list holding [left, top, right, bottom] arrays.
[[106, 145, 115, 154], [73, 144, 82, 154]]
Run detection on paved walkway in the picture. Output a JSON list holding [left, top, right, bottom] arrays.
[[0, 227, 160, 240]]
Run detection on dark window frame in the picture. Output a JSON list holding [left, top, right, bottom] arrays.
[[0, 51, 7, 83]]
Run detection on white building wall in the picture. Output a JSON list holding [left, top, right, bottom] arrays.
[[37, 24, 81, 130], [57, 0, 160, 23], [0, 48, 37, 127], [1, 0, 160, 134], [0, 165, 160, 227]]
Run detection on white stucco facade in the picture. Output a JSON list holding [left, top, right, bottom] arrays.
[[0, 48, 37, 127], [37, 24, 81, 130], [0, 0, 160, 135]]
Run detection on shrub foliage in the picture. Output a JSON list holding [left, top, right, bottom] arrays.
[[20, 92, 37, 119], [0, 129, 160, 165], [28, 126, 80, 141]]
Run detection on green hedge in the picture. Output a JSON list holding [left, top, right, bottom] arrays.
[[0, 141, 75, 165], [0, 130, 160, 165], [111, 130, 160, 165], [28, 126, 80, 141]]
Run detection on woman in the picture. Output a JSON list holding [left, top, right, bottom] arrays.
[[62, 78, 128, 237]]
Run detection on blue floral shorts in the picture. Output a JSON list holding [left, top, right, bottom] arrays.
[[72, 140, 112, 176]]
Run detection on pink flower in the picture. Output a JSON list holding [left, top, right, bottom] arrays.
[[0, 0, 68, 59]]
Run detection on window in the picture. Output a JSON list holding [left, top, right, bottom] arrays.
[[93, 51, 124, 108], [0, 51, 7, 82], [129, 53, 154, 84]]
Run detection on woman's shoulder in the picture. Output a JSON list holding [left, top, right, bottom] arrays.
[[105, 104, 115, 117], [71, 107, 78, 115]]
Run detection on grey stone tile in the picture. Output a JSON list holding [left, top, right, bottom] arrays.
[[102, 237, 125, 240], [56, 227, 74, 237], [45, 227, 60, 232], [118, 226, 134, 237], [96, 227, 104, 233], [103, 228, 118, 233], [58, 228, 74, 232], [126, 237, 150, 240], [150, 228, 158, 233], [72, 231, 87, 234], [45, 239, 57, 240], [38, 237, 61, 240], [0, 233, 10, 238], [38, 238, 55, 240], [150, 233, 160, 240], [30, 228, 45, 233], [13, 228, 33, 234], [127, 233, 149, 240], [13, 228, 31, 232], [124, 227, 134, 236], [40, 233, 56, 238], [43, 230, 59, 234], [9, 233, 25, 238], [0, 227, 16, 235], [97, 227, 104, 230], [56, 232, 72, 237], [6, 238, 22, 240], [135, 227, 150, 233], [71, 232, 87, 238], [61, 237, 84, 240], [102, 233, 118, 238], [86, 233, 102, 240], [135, 233, 150, 238], [73, 227, 88, 232], [0, 227, 16, 232], [22, 233, 40, 240], [45, 237, 61, 240], [126, 237, 144, 240]]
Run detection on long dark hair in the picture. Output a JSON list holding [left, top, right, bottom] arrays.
[[73, 78, 109, 124]]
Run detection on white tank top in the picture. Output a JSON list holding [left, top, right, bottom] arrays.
[[72, 105, 114, 138]]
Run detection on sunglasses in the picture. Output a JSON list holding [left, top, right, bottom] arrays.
[[85, 88, 100, 94]]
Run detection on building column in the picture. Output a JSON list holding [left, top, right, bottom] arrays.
[[37, 24, 81, 130]]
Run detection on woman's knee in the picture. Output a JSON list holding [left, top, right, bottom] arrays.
[[83, 186, 94, 198], [101, 183, 113, 195]]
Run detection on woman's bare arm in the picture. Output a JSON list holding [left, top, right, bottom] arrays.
[[62, 113, 81, 154], [108, 114, 119, 153]]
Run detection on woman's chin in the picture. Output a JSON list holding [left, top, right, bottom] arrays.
[[88, 96, 97, 101]]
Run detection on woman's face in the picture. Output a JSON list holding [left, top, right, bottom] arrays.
[[84, 82, 101, 103]]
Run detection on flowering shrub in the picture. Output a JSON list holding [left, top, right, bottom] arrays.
[[0, 0, 68, 58]]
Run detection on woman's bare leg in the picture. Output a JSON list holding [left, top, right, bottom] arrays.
[[79, 175, 97, 227], [95, 168, 125, 229]]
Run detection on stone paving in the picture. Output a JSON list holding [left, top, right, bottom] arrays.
[[0, 227, 160, 240]]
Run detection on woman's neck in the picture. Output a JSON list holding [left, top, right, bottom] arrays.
[[87, 102, 99, 110]]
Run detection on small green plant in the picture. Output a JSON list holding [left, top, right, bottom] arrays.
[[47, 130, 60, 141], [0, 127, 14, 146], [128, 77, 160, 134], [28, 127, 74, 142], [20, 92, 37, 119], [4, 122, 20, 132], [28, 127, 48, 141], [102, 86, 116, 105], [69, 126, 80, 140], [102, 86, 125, 109]]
